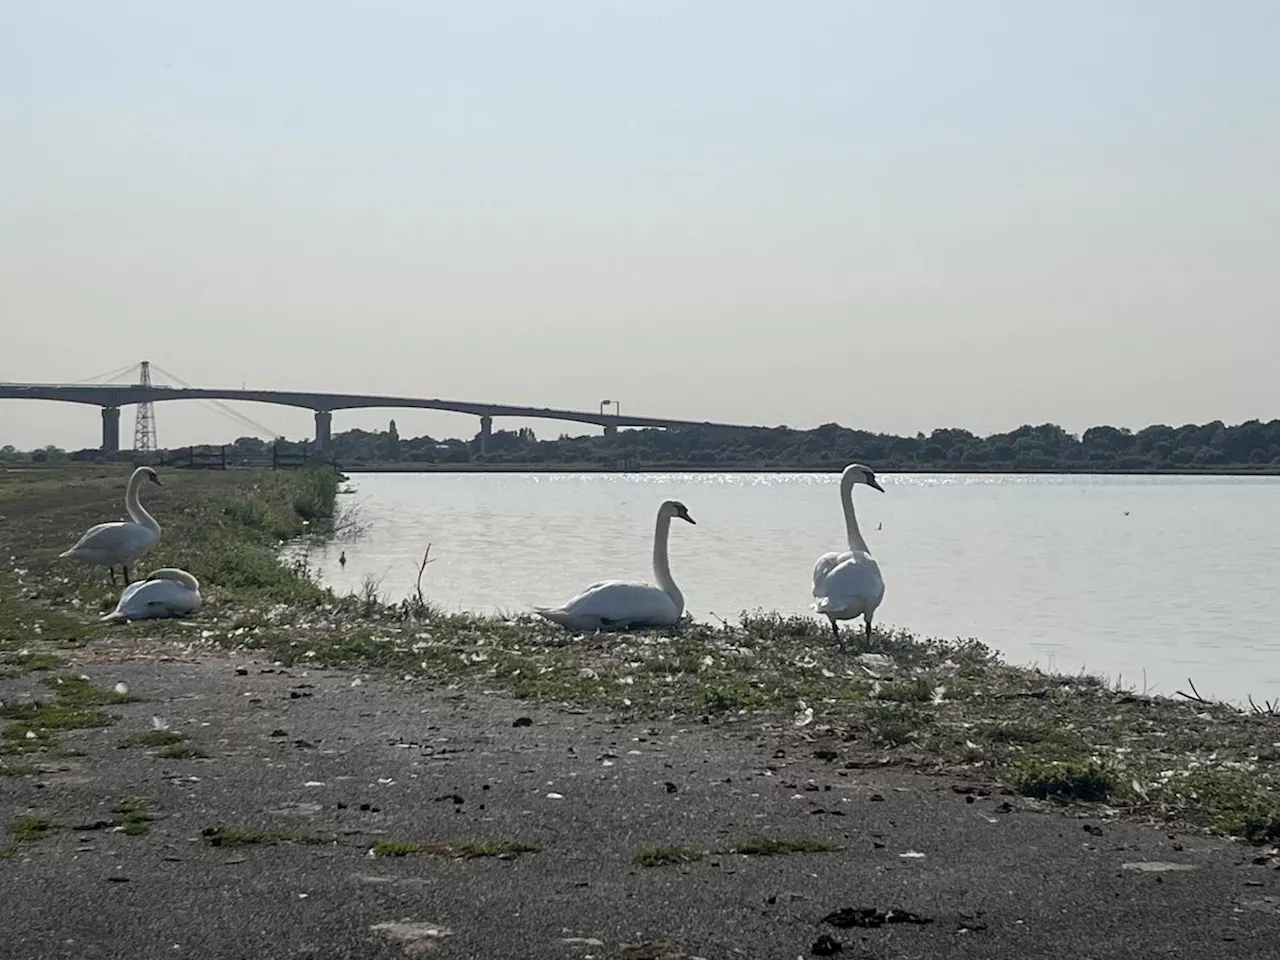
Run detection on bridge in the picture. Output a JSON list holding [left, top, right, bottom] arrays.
[[0, 377, 751, 454]]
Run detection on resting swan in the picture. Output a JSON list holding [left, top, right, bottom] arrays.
[[60, 466, 163, 584], [535, 499, 696, 630], [812, 463, 885, 646], [101, 568, 202, 622]]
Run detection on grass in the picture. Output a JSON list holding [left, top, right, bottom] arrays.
[[0, 651, 67, 677], [370, 839, 542, 859], [113, 797, 155, 836], [8, 814, 56, 842], [733, 836, 835, 856], [1012, 759, 1120, 802], [632, 845, 705, 867]]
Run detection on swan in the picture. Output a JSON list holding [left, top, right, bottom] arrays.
[[60, 466, 163, 584], [100, 568, 201, 622], [535, 499, 696, 631], [812, 463, 885, 647]]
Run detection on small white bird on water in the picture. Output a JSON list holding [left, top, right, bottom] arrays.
[[812, 463, 886, 648], [100, 568, 202, 623], [60, 466, 164, 585], [534, 499, 696, 631]]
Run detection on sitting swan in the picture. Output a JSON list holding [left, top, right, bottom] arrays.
[[535, 499, 696, 630], [60, 466, 163, 585], [812, 463, 885, 647], [101, 568, 202, 622]]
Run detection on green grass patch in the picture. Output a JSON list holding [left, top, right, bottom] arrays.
[[1011, 759, 1119, 802], [732, 836, 834, 856], [40, 675, 137, 706], [113, 798, 155, 836], [632, 845, 705, 867], [0, 651, 67, 676], [8, 815, 56, 842]]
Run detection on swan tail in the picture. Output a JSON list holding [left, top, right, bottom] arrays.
[[534, 606, 585, 629]]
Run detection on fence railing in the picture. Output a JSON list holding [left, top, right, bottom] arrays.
[[160, 444, 341, 472]]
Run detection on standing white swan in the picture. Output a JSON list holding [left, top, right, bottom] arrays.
[[812, 463, 885, 646], [535, 499, 696, 630], [60, 466, 163, 585], [100, 568, 201, 622]]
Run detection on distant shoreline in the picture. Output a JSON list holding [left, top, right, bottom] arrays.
[[335, 462, 1280, 477]]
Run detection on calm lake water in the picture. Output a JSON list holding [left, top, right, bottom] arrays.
[[303, 472, 1280, 703]]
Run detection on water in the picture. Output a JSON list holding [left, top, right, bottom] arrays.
[[305, 472, 1280, 703]]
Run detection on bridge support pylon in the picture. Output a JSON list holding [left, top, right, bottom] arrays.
[[603, 422, 617, 438], [478, 416, 493, 454], [100, 406, 121, 454], [314, 410, 332, 450]]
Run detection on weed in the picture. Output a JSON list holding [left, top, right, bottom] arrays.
[[113, 798, 155, 836], [876, 678, 934, 703], [1, 651, 67, 676], [1012, 759, 1119, 802], [9, 815, 56, 842], [39, 675, 137, 706], [864, 702, 931, 746], [632, 845, 705, 867]]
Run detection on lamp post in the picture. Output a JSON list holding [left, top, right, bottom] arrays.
[[599, 399, 614, 417]]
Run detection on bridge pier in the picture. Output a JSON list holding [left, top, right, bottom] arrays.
[[603, 422, 617, 438], [478, 415, 492, 454], [314, 410, 332, 450], [100, 406, 121, 453]]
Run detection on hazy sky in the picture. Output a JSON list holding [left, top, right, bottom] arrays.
[[3, 1, 1277, 451]]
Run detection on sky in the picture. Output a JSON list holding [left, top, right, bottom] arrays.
[[2, 1, 1278, 451]]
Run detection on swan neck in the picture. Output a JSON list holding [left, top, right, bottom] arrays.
[[841, 476, 870, 554], [652, 512, 683, 613], [126, 471, 160, 535]]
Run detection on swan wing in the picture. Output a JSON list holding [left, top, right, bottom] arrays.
[[812, 550, 845, 592], [536, 580, 680, 629], [812, 551, 885, 617], [62, 521, 158, 561]]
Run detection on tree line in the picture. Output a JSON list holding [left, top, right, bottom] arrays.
[[7, 416, 1280, 471]]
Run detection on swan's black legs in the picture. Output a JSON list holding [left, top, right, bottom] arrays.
[[108, 566, 118, 586], [864, 616, 873, 648], [122, 564, 132, 585], [829, 617, 841, 647]]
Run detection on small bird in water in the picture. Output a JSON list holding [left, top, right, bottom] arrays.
[[338, 550, 347, 569]]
